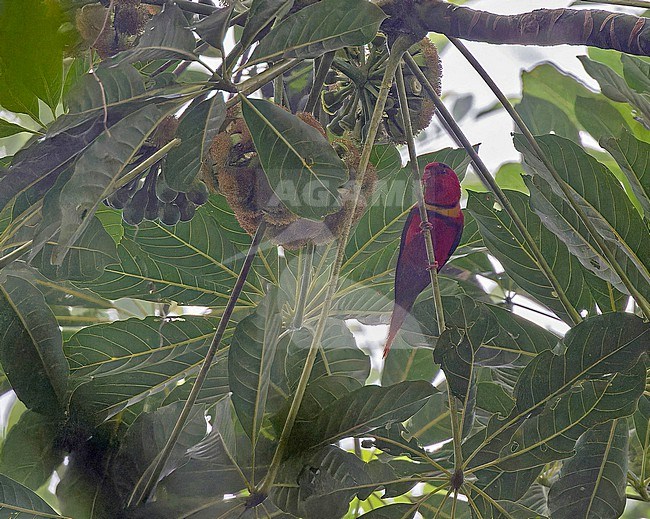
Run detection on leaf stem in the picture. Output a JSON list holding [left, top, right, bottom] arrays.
[[403, 52, 583, 326], [128, 221, 267, 506], [449, 37, 650, 320], [226, 60, 302, 109], [305, 51, 335, 115], [395, 61, 464, 476], [292, 242, 314, 329], [0, 240, 33, 270], [257, 34, 415, 497]]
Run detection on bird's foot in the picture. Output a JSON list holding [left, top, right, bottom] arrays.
[[426, 261, 439, 271], [419, 221, 433, 233]]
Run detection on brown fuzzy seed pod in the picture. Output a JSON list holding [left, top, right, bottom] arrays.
[[205, 117, 377, 249], [114, 5, 146, 36]]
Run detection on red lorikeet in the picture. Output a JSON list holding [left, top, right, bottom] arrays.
[[383, 162, 464, 358]]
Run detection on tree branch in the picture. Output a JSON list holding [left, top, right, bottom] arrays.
[[379, 1, 650, 56]]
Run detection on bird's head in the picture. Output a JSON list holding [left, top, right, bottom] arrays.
[[422, 162, 461, 207]]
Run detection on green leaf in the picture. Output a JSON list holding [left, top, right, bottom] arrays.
[[548, 420, 628, 519], [579, 56, 650, 124], [0, 119, 38, 138], [0, 411, 60, 490], [270, 445, 371, 519], [357, 504, 416, 518], [575, 95, 631, 141], [65, 316, 216, 379], [382, 347, 437, 386], [288, 381, 436, 452], [64, 62, 145, 114], [515, 93, 579, 143], [50, 102, 177, 265], [112, 401, 207, 503], [468, 189, 607, 319], [466, 364, 644, 475], [110, 3, 197, 65], [621, 54, 650, 93], [154, 397, 252, 500], [516, 134, 650, 303], [164, 93, 225, 190], [240, 0, 294, 50], [0, 473, 61, 517], [229, 289, 282, 443], [193, 4, 233, 53], [282, 319, 370, 391], [0, 0, 65, 113], [601, 128, 650, 217], [476, 381, 515, 417], [30, 216, 118, 282], [248, 0, 385, 64], [406, 390, 453, 446], [0, 274, 68, 415], [513, 313, 648, 414], [0, 115, 105, 213], [80, 196, 270, 307], [66, 316, 221, 423], [241, 97, 348, 219]]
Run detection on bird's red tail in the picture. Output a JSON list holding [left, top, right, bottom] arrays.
[[383, 303, 410, 358]]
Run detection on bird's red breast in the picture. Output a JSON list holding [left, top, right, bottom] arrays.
[[383, 162, 464, 358]]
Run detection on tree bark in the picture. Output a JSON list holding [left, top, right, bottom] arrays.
[[379, 0, 650, 57]]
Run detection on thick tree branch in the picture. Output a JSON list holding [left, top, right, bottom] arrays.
[[379, 0, 650, 57]]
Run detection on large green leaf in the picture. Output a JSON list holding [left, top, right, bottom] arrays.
[[64, 62, 145, 114], [288, 381, 436, 453], [515, 92, 579, 143], [0, 473, 62, 518], [248, 0, 385, 64], [0, 0, 65, 114], [78, 196, 271, 307], [513, 313, 648, 414], [30, 215, 118, 282], [0, 410, 61, 490], [65, 316, 216, 379], [515, 134, 650, 302], [163, 93, 225, 191], [282, 319, 370, 391], [154, 397, 252, 501], [270, 445, 371, 519], [466, 364, 644, 476], [0, 119, 38, 138], [111, 401, 207, 503], [579, 56, 650, 125], [601, 128, 650, 217], [241, 97, 348, 219], [548, 420, 628, 519], [240, 0, 294, 50], [66, 316, 222, 424], [50, 103, 178, 265], [110, 3, 197, 65], [229, 290, 282, 444], [0, 274, 68, 415], [468, 189, 608, 319]]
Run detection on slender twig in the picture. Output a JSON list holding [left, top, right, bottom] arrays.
[[449, 37, 650, 320], [395, 62, 464, 477], [404, 52, 583, 326], [128, 221, 267, 506], [258, 35, 415, 497], [226, 60, 302, 109], [0, 241, 33, 270], [305, 51, 335, 114], [292, 242, 314, 329]]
